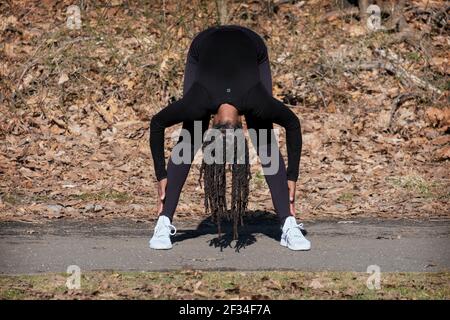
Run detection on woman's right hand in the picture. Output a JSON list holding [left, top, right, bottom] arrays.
[[156, 178, 167, 214]]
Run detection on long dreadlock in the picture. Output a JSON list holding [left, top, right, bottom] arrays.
[[199, 122, 251, 240]]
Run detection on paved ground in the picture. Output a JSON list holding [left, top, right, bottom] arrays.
[[0, 217, 449, 274]]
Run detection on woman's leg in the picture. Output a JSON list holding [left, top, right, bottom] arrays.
[[245, 57, 291, 224], [158, 41, 210, 222], [159, 116, 210, 222], [245, 115, 291, 224]]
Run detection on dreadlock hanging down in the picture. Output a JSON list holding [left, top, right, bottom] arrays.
[[199, 122, 251, 240]]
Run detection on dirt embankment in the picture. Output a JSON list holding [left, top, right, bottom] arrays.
[[0, 0, 448, 223]]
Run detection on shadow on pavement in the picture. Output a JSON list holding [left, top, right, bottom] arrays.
[[172, 210, 286, 252]]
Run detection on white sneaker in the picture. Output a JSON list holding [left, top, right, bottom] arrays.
[[149, 216, 177, 250], [280, 216, 311, 251]]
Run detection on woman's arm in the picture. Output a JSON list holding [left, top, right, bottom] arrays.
[[149, 82, 211, 181], [150, 99, 192, 181], [245, 82, 302, 182], [268, 98, 302, 182]]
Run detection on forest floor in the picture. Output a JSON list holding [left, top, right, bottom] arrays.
[[1, 0, 448, 224]]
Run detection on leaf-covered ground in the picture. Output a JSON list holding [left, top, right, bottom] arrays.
[[0, 0, 449, 223], [0, 271, 449, 300]]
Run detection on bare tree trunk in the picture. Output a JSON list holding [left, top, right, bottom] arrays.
[[359, 0, 369, 26], [215, 0, 229, 25]]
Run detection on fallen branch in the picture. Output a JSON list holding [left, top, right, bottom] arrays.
[[342, 50, 441, 99], [374, 48, 443, 95], [322, 7, 360, 22], [342, 60, 409, 86], [388, 92, 420, 131], [343, 60, 396, 73], [430, 5, 450, 28]]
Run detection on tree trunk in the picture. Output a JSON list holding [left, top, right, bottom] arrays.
[[359, 0, 369, 26], [215, 0, 229, 25]]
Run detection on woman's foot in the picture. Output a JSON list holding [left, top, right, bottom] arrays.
[[280, 216, 311, 251], [149, 216, 177, 250]]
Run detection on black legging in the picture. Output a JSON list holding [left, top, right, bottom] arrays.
[[157, 26, 296, 224]]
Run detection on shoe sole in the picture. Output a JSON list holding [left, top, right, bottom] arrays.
[[149, 242, 173, 250], [280, 238, 311, 251]]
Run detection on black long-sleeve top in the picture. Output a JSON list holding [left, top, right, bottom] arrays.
[[150, 25, 302, 182]]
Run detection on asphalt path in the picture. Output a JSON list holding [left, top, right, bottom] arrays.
[[1, 218, 449, 274]]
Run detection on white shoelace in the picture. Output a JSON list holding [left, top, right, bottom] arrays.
[[155, 223, 177, 237], [168, 224, 177, 235]]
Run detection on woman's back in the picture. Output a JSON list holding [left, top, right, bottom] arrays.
[[190, 25, 265, 108]]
